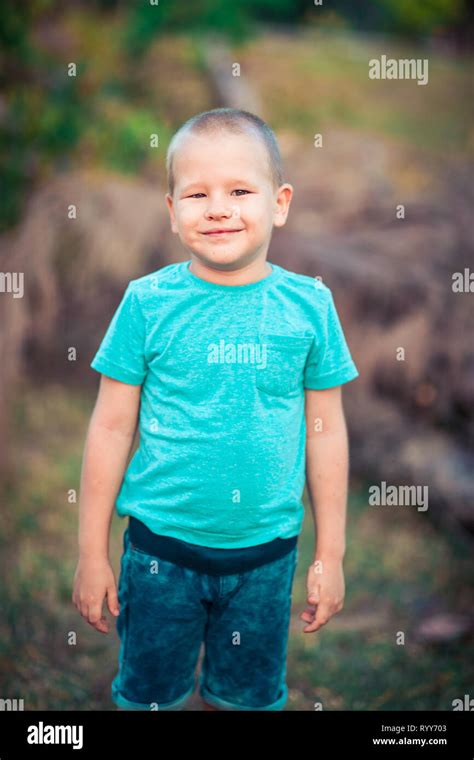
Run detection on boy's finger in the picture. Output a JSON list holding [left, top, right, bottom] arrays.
[[90, 614, 109, 633], [107, 585, 120, 616], [87, 604, 108, 631], [303, 605, 330, 633]]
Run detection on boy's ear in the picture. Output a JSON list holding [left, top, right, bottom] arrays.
[[165, 193, 178, 233], [273, 184, 293, 228]]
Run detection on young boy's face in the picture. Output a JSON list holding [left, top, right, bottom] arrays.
[[165, 131, 292, 271]]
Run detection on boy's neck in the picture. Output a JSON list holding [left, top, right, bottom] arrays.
[[188, 258, 272, 287]]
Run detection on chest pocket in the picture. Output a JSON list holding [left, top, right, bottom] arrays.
[[255, 333, 313, 397]]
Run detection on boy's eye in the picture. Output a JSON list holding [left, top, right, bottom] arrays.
[[187, 189, 250, 199]]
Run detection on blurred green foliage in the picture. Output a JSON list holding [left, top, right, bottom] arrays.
[[2, 74, 87, 228], [82, 97, 171, 173], [318, 0, 466, 37], [0, 1, 85, 229], [123, 0, 468, 56]]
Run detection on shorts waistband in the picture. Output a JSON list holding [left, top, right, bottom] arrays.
[[127, 517, 298, 576]]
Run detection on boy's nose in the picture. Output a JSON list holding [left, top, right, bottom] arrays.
[[205, 203, 242, 223], [204, 206, 233, 218]]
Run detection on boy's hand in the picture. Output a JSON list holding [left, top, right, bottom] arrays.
[[72, 557, 120, 634], [300, 556, 345, 633]]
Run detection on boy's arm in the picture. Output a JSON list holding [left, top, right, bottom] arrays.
[[301, 386, 348, 633], [73, 374, 141, 633], [78, 374, 141, 560], [304, 385, 348, 562]]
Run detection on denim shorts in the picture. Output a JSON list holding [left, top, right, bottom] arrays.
[[111, 527, 299, 711]]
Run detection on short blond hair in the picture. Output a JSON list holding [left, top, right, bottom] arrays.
[[166, 108, 284, 196]]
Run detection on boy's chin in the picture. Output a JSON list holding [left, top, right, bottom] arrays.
[[191, 251, 248, 270]]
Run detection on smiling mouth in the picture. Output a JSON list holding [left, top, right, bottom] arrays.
[[202, 230, 244, 236]]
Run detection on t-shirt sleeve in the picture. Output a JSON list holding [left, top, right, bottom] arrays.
[[90, 282, 147, 385], [304, 286, 359, 390]]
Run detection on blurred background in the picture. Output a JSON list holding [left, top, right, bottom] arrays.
[[0, 0, 473, 710]]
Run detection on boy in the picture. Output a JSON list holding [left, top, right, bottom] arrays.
[[72, 108, 359, 711]]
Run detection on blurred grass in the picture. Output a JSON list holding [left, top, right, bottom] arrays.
[[232, 29, 473, 155], [289, 487, 473, 710], [1, 384, 472, 709]]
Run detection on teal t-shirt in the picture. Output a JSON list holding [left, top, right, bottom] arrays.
[[90, 261, 359, 548]]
